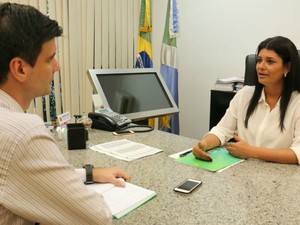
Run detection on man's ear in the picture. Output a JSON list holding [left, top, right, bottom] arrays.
[[9, 57, 28, 82]]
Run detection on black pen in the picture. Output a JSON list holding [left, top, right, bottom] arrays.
[[179, 149, 192, 157]]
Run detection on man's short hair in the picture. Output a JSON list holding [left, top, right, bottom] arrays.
[[0, 2, 63, 83]]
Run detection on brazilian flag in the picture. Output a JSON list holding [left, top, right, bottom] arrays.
[[135, 0, 152, 68]]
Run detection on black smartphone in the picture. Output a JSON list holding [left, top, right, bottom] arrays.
[[173, 179, 202, 194]]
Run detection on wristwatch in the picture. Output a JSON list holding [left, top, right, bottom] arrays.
[[83, 164, 94, 184]]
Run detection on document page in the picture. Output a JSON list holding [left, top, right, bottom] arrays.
[[90, 139, 163, 161]]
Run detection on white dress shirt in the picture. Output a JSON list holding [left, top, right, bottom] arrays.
[[209, 85, 300, 163], [0, 90, 112, 225]]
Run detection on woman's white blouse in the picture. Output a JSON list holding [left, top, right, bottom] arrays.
[[209, 85, 300, 163]]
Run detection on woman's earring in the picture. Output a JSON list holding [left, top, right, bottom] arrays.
[[284, 73, 287, 78]]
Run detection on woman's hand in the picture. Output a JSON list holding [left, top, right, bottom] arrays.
[[92, 167, 130, 187], [192, 140, 213, 161], [225, 133, 250, 159]]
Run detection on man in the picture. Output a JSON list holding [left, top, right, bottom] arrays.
[[0, 2, 129, 224]]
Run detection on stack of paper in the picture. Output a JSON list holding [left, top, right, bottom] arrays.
[[87, 180, 156, 219], [90, 139, 163, 161], [215, 76, 244, 92]]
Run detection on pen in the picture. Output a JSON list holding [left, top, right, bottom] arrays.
[[179, 150, 192, 157]]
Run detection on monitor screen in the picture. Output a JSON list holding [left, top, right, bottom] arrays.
[[87, 68, 179, 121]]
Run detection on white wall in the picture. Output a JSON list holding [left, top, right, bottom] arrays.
[[152, 0, 300, 140]]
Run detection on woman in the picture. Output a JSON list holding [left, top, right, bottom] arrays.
[[193, 36, 300, 164]]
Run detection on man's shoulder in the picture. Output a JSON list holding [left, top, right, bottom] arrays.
[[0, 111, 45, 135]]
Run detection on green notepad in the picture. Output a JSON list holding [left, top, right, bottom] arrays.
[[176, 148, 244, 172]]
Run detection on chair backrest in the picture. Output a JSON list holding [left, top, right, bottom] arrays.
[[244, 54, 257, 86], [244, 50, 300, 86]]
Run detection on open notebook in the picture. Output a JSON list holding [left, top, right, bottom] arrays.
[[86, 181, 156, 219]]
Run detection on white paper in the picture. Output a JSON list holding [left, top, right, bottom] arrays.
[[90, 139, 163, 161], [216, 76, 244, 84], [87, 180, 156, 219]]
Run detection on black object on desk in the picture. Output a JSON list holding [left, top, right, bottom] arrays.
[[209, 90, 236, 130], [67, 123, 86, 150]]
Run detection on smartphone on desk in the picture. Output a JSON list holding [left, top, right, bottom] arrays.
[[173, 179, 202, 194]]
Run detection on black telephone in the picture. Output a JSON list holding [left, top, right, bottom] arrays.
[[88, 108, 132, 131]]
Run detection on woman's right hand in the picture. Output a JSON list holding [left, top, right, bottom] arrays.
[[192, 140, 213, 161]]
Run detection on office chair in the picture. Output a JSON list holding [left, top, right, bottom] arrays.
[[244, 54, 257, 86], [244, 51, 300, 86]]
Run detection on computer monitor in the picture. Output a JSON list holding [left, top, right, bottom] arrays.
[[87, 68, 179, 121]]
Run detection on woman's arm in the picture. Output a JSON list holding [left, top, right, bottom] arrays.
[[226, 134, 298, 164]]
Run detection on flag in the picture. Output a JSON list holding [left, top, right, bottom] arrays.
[[135, 0, 152, 69], [159, 0, 180, 134], [136, 0, 156, 127]]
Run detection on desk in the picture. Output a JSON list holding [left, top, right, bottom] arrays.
[[57, 129, 300, 225]]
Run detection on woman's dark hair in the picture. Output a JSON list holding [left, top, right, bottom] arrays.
[[0, 2, 63, 83], [244, 36, 300, 131]]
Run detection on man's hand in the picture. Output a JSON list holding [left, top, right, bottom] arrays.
[[92, 167, 130, 187]]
